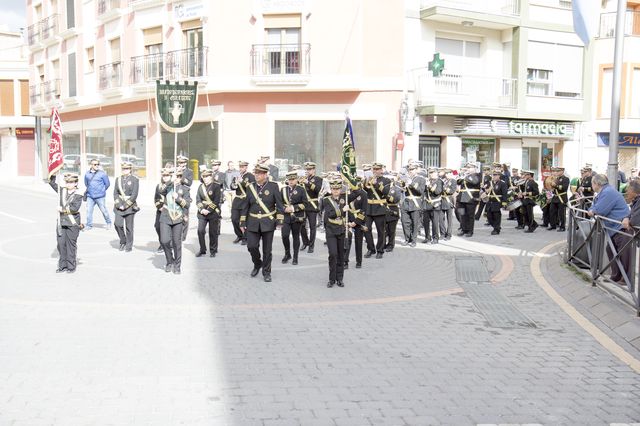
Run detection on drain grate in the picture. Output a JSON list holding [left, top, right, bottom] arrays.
[[455, 257, 491, 283]]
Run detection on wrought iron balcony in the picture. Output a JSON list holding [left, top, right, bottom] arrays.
[[166, 47, 209, 80], [29, 84, 43, 106], [415, 72, 517, 109], [97, 0, 122, 16], [130, 52, 164, 84], [599, 11, 640, 38], [42, 79, 62, 104], [27, 23, 41, 46], [41, 14, 59, 41], [420, 0, 520, 16], [250, 43, 310, 76], [99, 62, 123, 90]]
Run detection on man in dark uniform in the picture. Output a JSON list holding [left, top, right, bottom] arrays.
[[230, 160, 255, 245], [549, 166, 570, 232], [258, 155, 279, 181], [520, 170, 540, 233], [475, 165, 492, 221], [159, 169, 191, 274], [384, 175, 403, 252], [422, 168, 443, 244], [578, 165, 594, 210], [364, 162, 391, 259], [154, 168, 171, 252], [507, 168, 520, 220], [176, 155, 193, 242], [48, 173, 83, 273], [240, 164, 285, 282], [456, 163, 481, 237], [210, 159, 225, 185], [345, 177, 368, 269], [324, 180, 347, 288], [486, 169, 508, 235], [301, 161, 323, 253], [439, 168, 457, 241], [195, 169, 222, 257], [113, 161, 139, 252], [401, 163, 425, 247], [281, 170, 308, 265]]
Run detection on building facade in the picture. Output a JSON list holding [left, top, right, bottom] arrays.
[[404, 0, 589, 181], [26, 0, 406, 180]]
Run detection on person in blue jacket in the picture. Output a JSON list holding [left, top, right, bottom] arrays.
[[84, 158, 112, 230]]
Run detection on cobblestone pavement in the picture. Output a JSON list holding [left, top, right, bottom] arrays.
[[1, 182, 640, 425]]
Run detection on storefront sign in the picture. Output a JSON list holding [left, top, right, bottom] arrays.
[[155, 81, 198, 133], [597, 133, 640, 148], [508, 121, 569, 137], [173, 2, 204, 20], [15, 128, 34, 139]]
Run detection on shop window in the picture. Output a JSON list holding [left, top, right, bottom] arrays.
[[161, 122, 218, 172], [527, 68, 552, 96], [274, 120, 376, 175], [85, 128, 115, 176], [62, 132, 81, 173], [461, 138, 495, 169], [120, 125, 146, 178]]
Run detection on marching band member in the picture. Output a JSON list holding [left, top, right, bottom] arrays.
[[456, 163, 481, 237], [195, 169, 222, 257], [439, 168, 457, 241], [400, 163, 425, 247], [281, 171, 308, 265], [230, 161, 255, 245], [48, 173, 83, 273], [422, 168, 443, 244], [486, 169, 508, 235], [364, 163, 391, 259], [113, 161, 139, 252]]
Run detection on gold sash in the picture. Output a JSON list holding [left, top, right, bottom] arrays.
[[248, 183, 275, 220]]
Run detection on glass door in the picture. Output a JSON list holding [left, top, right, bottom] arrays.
[[184, 27, 203, 76]]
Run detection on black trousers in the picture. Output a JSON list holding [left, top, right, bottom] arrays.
[[115, 213, 135, 249], [542, 204, 550, 226], [487, 209, 502, 232], [327, 233, 345, 282], [523, 202, 537, 229], [231, 209, 245, 240], [439, 208, 453, 238], [607, 231, 632, 282], [181, 208, 190, 242], [247, 229, 274, 275], [549, 202, 567, 228], [57, 225, 79, 270], [154, 211, 162, 245], [160, 222, 183, 268], [458, 202, 477, 234], [282, 221, 302, 258], [301, 211, 318, 248], [345, 227, 364, 264], [515, 206, 525, 227], [475, 200, 486, 220], [197, 215, 220, 254], [422, 209, 441, 240], [365, 215, 386, 254], [401, 210, 421, 243], [385, 218, 399, 249]]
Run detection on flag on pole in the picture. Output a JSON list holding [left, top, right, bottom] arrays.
[[47, 107, 63, 178], [572, 0, 601, 47], [340, 117, 358, 189]]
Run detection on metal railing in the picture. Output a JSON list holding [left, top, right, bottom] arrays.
[[420, 0, 520, 16], [97, 0, 122, 15], [42, 79, 61, 103], [599, 11, 640, 38], [566, 197, 640, 315], [166, 47, 209, 80], [29, 84, 42, 105], [250, 43, 311, 76], [27, 23, 41, 46], [130, 52, 164, 84], [99, 62, 122, 90], [415, 72, 517, 109], [41, 14, 59, 40]]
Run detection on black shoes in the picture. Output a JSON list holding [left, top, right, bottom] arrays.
[[282, 254, 292, 264], [464, 233, 473, 238], [327, 280, 335, 288], [515, 225, 524, 230], [422, 238, 431, 244], [165, 264, 172, 273], [409, 242, 416, 247], [173, 266, 181, 275], [344, 263, 349, 269], [384, 247, 393, 252], [196, 252, 206, 258], [55, 268, 66, 273], [250, 267, 260, 277], [558, 227, 566, 232], [431, 239, 439, 245], [125, 247, 132, 252], [375, 253, 383, 259], [301, 244, 308, 251], [119, 244, 125, 251], [292, 258, 298, 265], [66, 269, 76, 274], [444, 235, 451, 241], [401, 240, 409, 246], [355, 262, 362, 269], [456, 231, 466, 237], [364, 250, 373, 258], [233, 237, 242, 244], [308, 247, 314, 253], [241, 239, 247, 245], [337, 281, 344, 287], [210, 252, 216, 257], [547, 226, 557, 231], [156, 245, 164, 253], [491, 230, 500, 235], [263, 274, 272, 283]]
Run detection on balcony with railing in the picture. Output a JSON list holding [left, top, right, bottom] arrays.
[[250, 43, 311, 85], [27, 23, 41, 47], [599, 11, 640, 38], [29, 84, 43, 106], [420, 0, 520, 28], [99, 62, 123, 92], [42, 79, 61, 104], [130, 52, 164, 84], [41, 14, 59, 43], [415, 71, 517, 112], [166, 47, 209, 80], [97, 0, 126, 22]]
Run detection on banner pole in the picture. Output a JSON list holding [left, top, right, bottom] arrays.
[[174, 132, 178, 177]]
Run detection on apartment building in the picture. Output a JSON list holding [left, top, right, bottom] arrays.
[[0, 30, 33, 178], [583, 0, 640, 175], [26, 0, 405, 180], [404, 0, 589, 180]]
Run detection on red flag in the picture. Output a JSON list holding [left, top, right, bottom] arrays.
[[47, 107, 63, 178]]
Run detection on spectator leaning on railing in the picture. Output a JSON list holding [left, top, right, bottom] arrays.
[[622, 179, 640, 230], [588, 174, 630, 284]]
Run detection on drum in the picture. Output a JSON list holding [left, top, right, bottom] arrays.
[[506, 199, 522, 211]]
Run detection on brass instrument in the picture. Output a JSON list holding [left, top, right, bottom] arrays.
[[543, 175, 558, 191]]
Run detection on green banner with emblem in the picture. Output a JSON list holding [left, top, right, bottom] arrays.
[[155, 80, 199, 133]]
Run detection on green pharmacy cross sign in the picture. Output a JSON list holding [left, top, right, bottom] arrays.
[[156, 80, 198, 133], [428, 53, 445, 77]]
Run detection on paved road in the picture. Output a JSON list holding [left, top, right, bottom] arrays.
[[1, 183, 639, 425]]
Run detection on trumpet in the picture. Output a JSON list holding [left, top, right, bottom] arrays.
[[543, 175, 558, 190]]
